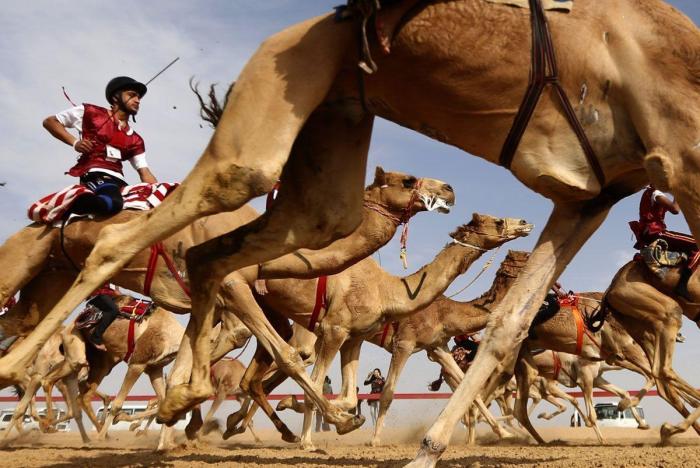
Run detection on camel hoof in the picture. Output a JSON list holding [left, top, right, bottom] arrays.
[[129, 421, 141, 432], [222, 425, 245, 441], [536, 412, 548, 420], [300, 441, 316, 451], [157, 384, 210, 426], [201, 420, 220, 435], [135, 429, 147, 437], [276, 396, 295, 411], [185, 413, 204, 440], [281, 431, 300, 444], [369, 438, 381, 447], [638, 423, 650, 430], [335, 414, 364, 435], [660, 423, 681, 444]]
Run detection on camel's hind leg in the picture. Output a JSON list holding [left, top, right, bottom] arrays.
[[594, 375, 648, 430], [409, 199, 614, 467], [512, 352, 546, 444], [0, 15, 359, 383]]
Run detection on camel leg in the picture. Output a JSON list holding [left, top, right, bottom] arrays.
[[430, 347, 512, 441], [543, 380, 588, 427], [299, 322, 349, 450], [662, 406, 700, 442], [333, 338, 363, 411], [3, 15, 362, 393], [61, 375, 90, 443], [201, 387, 227, 436], [408, 199, 613, 467], [224, 323, 300, 444], [594, 376, 649, 430], [578, 366, 604, 443], [0, 374, 41, 443], [98, 363, 146, 440], [370, 342, 414, 447], [536, 394, 566, 420], [512, 352, 546, 444]]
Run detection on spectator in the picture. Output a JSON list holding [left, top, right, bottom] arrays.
[[315, 376, 332, 432], [364, 368, 385, 425]]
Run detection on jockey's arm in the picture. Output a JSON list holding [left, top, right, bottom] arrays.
[[655, 193, 680, 215], [42, 115, 93, 153], [137, 167, 157, 184]]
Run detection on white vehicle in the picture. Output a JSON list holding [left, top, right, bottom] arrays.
[[95, 405, 191, 431], [594, 402, 646, 428], [0, 409, 39, 432]]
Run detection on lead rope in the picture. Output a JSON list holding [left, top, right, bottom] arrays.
[[448, 246, 500, 299], [399, 180, 423, 269]]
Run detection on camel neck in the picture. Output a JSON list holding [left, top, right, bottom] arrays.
[[380, 241, 488, 319]]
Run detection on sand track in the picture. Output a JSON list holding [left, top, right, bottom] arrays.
[[2, 427, 699, 467]]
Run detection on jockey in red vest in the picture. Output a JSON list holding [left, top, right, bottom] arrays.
[[630, 186, 699, 298], [43, 76, 158, 217]]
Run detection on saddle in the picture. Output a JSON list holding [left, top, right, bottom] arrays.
[[640, 238, 687, 280]]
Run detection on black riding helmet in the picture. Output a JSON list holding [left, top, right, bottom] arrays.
[[105, 76, 147, 104]]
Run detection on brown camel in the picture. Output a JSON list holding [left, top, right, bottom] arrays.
[[231, 213, 531, 449], [41, 295, 184, 440], [367, 250, 530, 446], [603, 258, 700, 442], [10, 3, 700, 463]]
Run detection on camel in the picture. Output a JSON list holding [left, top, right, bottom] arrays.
[[366, 250, 530, 446], [228, 213, 531, 449], [198, 358, 262, 443], [0, 331, 89, 444], [41, 295, 184, 440], [0, 167, 452, 442], [9, 2, 700, 463], [527, 350, 647, 443], [602, 257, 700, 441]]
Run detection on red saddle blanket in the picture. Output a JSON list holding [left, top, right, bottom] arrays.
[[28, 182, 178, 224]]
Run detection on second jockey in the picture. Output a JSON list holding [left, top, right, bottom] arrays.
[[629, 186, 699, 298], [43, 76, 158, 217]]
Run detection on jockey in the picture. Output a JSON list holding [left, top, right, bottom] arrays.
[[43, 76, 157, 217], [629, 185, 699, 298], [85, 284, 121, 351]]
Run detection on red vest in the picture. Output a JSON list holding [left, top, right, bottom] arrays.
[[66, 104, 145, 178]]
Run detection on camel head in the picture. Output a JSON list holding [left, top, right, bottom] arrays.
[[450, 213, 533, 250], [497, 250, 530, 278], [366, 166, 455, 217]]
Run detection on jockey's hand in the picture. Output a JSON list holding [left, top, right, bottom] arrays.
[[73, 139, 94, 153]]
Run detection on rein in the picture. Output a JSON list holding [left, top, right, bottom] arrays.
[[143, 242, 191, 298], [499, 0, 604, 187], [448, 246, 500, 299]]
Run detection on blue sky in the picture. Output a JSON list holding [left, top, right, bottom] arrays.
[[1, 1, 699, 431]]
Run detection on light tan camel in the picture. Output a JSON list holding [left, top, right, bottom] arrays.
[[603, 258, 700, 441], [10, 3, 700, 463], [198, 358, 261, 443], [233, 213, 531, 449], [528, 350, 646, 443], [0, 331, 90, 444], [41, 295, 184, 440], [366, 250, 530, 446]]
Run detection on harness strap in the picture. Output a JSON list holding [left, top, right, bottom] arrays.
[[499, 0, 604, 187], [379, 321, 399, 348], [124, 319, 138, 362], [551, 350, 561, 381], [572, 305, 585, 355], [308, 276, 328, 331], [266, 181, 281, 210], [143, 242, 191, 298]]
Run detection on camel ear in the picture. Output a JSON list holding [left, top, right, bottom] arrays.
[[470, 212, 483, 224], [374, 166, 386, 185]]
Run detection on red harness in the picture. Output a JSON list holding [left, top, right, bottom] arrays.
[[143, 242, 191, 298], [379, 321, 399, 348], [121, 300, 151, 362], [559, 295, 584, 355], [308, 276, 328, 331], [551, 350, 562, 381]]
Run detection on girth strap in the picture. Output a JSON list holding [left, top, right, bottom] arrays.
[[308, 276, 328, 331], [499, 0, 605, 187], [572, 304, 585, 355], [143, 242, 191, 298], [122, 300, 150, 363], [379, 321, 399, 348], [551, 350, 561, 381]]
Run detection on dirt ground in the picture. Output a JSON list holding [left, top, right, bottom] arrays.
[[1, 426, 699, 467]]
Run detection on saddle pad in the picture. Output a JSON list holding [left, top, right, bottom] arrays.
[[485, 0, 573, 12]]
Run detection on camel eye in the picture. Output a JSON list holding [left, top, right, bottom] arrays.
[[496, 219, 504, 226], [402, 177, 417, 189]]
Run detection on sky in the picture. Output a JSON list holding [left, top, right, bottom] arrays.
[[1, 0, 699, 434]]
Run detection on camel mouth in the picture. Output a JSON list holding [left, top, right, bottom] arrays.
[[420, 194, 453, 214], [508, 223, 534, 238]]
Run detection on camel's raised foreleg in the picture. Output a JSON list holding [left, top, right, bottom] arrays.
[[333, 338, 363, 411], [370, 341, 414, 447], [594, 376, 648, 430], [408, 199, 613, 467], [97, 363, 146, 440], [512, 351, 546, 444], [0, 14, 359, 385]]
